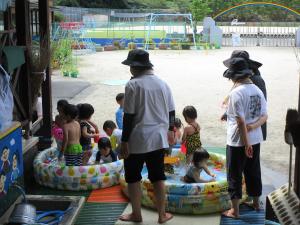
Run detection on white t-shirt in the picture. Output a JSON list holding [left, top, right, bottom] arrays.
[[124, 72, 175, 154], [226, 83, 267, 147]]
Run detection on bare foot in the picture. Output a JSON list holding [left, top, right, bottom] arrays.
[[222, 209, 239, 219], [158, 212, 173, 224], [119, 213, 142, 223], [243, 201, 261, 211]]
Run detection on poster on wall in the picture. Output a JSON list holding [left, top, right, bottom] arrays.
[[0, 125, 23, 217]]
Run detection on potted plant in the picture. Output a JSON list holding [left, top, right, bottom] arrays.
[[144, 39, 155, 50], [113, 40, 121, 50], [158, 39, 168, 50], [128, 42, 137, 50], [180, 38, 190, 50], [170, 39, 181, 50]]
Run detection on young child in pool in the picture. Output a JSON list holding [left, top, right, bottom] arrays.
[[103, 120, 122, 158], [78, 103, 99, 165], [182, 106, 202, 165], [61, 104, 83, 166], [182, 148, 216, 183], [174, 118, 183, 145], [95, 137, 117, 164]]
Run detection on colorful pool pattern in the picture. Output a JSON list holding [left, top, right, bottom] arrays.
[[34, 147, 123, 191], [120, 149, 247, 214]]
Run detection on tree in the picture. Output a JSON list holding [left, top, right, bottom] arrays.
[[190, 0, 212, 22]]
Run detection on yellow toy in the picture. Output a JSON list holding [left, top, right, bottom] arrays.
[[164, 156, 180, 165]]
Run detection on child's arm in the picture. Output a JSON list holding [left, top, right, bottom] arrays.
[[61, 125, 68, 158], [181, 126, 189, 143], [203, 165, 216, 178], [82, 126, 97, 138], [192, 168, 215, 183], [88, 120, 99, 134], [246, 115, 268, 132]]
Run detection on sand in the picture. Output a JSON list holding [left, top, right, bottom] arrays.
[[51, 47, 299, 177]]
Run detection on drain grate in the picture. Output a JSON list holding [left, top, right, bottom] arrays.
[[267, 184, 300, 225]]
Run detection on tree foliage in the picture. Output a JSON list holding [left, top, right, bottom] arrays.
[[54, 0, 300, 22]]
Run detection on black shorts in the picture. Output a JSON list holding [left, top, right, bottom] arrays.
[[124, 149, 166, 183]]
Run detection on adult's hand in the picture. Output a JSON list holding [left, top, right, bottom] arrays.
[[245, 145, 253, 158], [121, 142, 129, 159], [220, 113, 227, 121]]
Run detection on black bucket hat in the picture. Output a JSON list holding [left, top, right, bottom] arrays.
[[223, 57, 253, 80], [223, 50, 262, 69], [122, 49, 153, 67]]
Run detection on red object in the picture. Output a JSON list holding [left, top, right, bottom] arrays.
[[87, 185, 129, 203], [181, 142, 187, 154], [94, 135, 100, 143]]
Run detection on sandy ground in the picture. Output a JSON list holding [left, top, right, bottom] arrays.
[[52, 47, 299, 178]]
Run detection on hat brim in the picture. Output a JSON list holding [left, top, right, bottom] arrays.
[[223, 68, 253, 79], [122, 59, 153, 67], [223, 58, 262, 69]]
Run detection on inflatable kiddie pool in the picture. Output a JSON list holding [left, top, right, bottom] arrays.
[[120, 148, 246, 214], [34, 147, 123, 191]]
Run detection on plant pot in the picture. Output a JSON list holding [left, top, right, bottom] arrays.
[[159, 44, 168, 50], [181, 45, 190, 50], [70, 71, 78, 78], [128, 42, 137, 50], [104, 45, 117, 51], [63, 71, 69, 77]]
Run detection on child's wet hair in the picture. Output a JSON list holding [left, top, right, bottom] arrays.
[[103, 120, 117, 131], [63, 104, 78, 119], [98, 137, 112, 150], [116, 93, 125, 102], [193, 148, 210, 163], [174, 118, 182, 128], [57, 99, 68, 109], [78, 103, 94, 120], [183, 106, 197, 120]]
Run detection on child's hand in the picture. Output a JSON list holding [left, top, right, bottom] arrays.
[[246, 124, 255, 132], [211, 173, 216, 178]]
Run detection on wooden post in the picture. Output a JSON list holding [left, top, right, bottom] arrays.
[[294, 72, 300, 198], [38, 0, 52, 149], [15, 0, 32, 137]]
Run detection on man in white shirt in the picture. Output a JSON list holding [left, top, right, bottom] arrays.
[[222, 57, 268, 219], [119, 49, 175, 224]]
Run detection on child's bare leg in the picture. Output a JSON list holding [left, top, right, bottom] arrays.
[[153, 180, 173, 224]]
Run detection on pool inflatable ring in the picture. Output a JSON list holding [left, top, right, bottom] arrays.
[[120, 148, 247, 214], [34, 147, 123, 191]]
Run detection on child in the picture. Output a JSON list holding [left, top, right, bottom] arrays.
[[182, 106, 202, 165], [78, 103, 99, 165], [56, 99, 68, 119], [115, 93, 124, 129], [103, 120, 122, 158], [61, 104, 83, 166], [95, 137, 117, 164], [182, 148, 216, 183], [174, 118, 183, 145], [52, 115, 64, 152]]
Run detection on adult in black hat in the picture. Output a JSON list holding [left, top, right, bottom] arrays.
[[119, 49, 175, 224], [223, 50, 267, 140], [222, 57, 268, 219]]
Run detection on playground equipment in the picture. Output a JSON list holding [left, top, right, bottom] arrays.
[[53, 22, 96, 54], [120, 148, 247, 214], [145, 13, 196, 50], [34, 147, 123, 191]]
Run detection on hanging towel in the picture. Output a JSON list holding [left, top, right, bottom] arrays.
[[2, 46, 25, 74], [0, 65, 13, 131]]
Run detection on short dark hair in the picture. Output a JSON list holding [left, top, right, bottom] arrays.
[[174, 118, 182, 128], [103, 120, 117, 130], [183, 106, 197, 120], [193, 148, 210, 163], [57, 99, 68, 109], [116, 93, 125, 102], [78, 103, 94, 120], [98, 137, 112, 150], [63, 104, 78, 119]]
